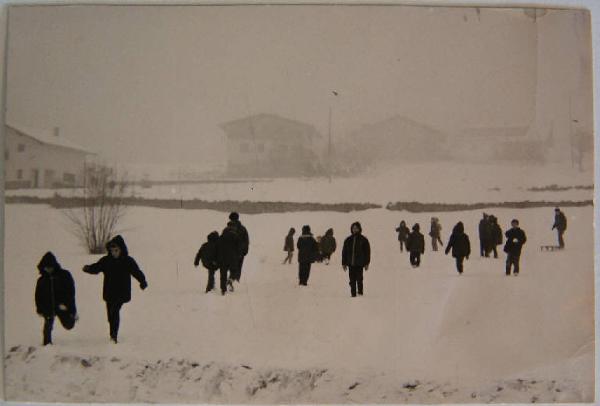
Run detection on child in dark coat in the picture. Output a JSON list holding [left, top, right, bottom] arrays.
[[283, 228, 296, 265], [83, 235, 148, 343], [319, 228, 337, 265], [35, 252, 77, 345], [194, 231, 220, 293], [489, 215, 503, 258], [445, 222, 471, 274], [504, 219, 527, 276], [406, 223, 425, 268], [395, 221, 410, 252], [296, 225, 319, 286], [341, 222, 371, 297]]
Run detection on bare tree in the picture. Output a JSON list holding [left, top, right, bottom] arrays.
[[65, 164, 129, 254]]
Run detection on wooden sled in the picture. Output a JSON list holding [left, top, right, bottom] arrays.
[[540, 245, 562, 252]]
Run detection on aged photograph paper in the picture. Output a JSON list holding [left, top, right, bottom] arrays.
[[2, 4, 594, 403]]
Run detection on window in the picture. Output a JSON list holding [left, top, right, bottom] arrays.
[[240, 143, 249, 153], [17, 169, 22, 179], [44, 170, 55, 186], [17, 144, 25, 152], [63, 173, 76, 184]]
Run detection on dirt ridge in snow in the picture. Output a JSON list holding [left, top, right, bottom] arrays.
[[5, 345, 588, 404]]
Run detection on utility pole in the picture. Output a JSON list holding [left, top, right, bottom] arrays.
[[569, 96, 574, 168], [328, 106, 332, 183]]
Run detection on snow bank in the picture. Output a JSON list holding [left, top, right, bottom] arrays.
[[5, 345, 592, 403]]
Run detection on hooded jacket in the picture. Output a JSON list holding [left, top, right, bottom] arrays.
[[217, 223, 242, 267], [489, 216, 503, 245], [406, 225, 425, 254], [195, 231, 220, 271], [342, 222, 371, 268], [297, 226, 319, 263], [319, 229, 337, 255], [429, 219, 442, 238], [445, 222, 471, 258], [35, 252, 77, 317], [230, 220, 250, 256], [284, 231, 295, 252], [83, 235, 147, 304], [396, 222, 410, 242]]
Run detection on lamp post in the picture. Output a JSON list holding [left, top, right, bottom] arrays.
[[328, 90, 339, 183]]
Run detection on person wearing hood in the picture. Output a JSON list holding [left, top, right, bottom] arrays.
[[341, 222, 371, 297], [489, 215, 503, 259], [395, 221, 410, 252], [504, 219, 527, 276], [228, 212, 249, 283], [218, 221, 242, 294], [479, 213, 492, 257], [83, 235, 148, 343], [429, 217, 444, 251], [445, 222, 471, 274], [282, 228, 296, 265], [406, 223, 425, 268], [194, 231, 220, 293], [35, 252, 77, 345], [296, 225, 319, 286], [319, 228, 337, 265]]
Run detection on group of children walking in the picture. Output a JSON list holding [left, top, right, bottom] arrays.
[[394, 216, 528, 275], [34, 208, 567, 346]]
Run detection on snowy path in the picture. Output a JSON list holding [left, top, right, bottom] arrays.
[[4, 204, 594, 402]]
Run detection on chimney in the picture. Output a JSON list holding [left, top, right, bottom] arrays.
[[53, 127, 60, 138]]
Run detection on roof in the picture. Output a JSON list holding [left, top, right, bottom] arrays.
[[6, 123, 94, 154], [460, 126, 530, 138], [220, 113, 321, 140]]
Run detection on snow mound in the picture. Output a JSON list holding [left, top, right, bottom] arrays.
[[5, 345, 590, 403]]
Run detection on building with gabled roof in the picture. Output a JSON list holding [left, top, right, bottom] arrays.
[[4, 123, 94, 189], [220, 113, 322, 177]]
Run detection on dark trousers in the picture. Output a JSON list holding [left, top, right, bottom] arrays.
[[506, 254, 520, 275], [231, 256, 245, 281], [106, 302, 124, 340], [43, 310, 76, 345], [298, 262, 311, 285], [410, 252, 421, 267], [455, 256, 465, 274], [399, 240, 405, 252], [219, 267, 231, 293], [206, 269, 217, 292], [348, 266, 364, 296], [557, 230, 565, 248], [283, 251, 293, 264], [480, 240, 490, 257], [492, 245, 498, 258]]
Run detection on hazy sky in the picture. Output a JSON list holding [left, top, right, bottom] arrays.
[[5, 5, 586, 164]]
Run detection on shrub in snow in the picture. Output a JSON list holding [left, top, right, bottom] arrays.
[[64, 164, 129, 254]]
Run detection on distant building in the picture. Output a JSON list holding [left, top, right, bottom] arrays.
[[344, 115, 448, 165], [452, 126, 548, 163], [220, 113, 322, 177], [4, 123, 94, 189]]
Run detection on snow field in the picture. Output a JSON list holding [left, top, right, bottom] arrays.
[[3, 203, 594, 402]]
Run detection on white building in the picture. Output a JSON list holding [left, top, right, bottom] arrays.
[[4, 123, 94, 189]]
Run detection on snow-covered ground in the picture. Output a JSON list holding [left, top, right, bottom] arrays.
[[4, 202, 594, 403], [5, 162, 594, 205]]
